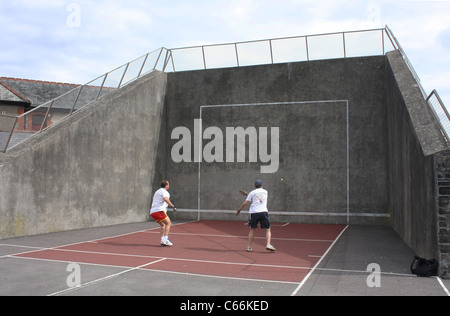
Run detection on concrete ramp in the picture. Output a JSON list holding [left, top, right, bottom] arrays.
[[0, 71, 167, 238]]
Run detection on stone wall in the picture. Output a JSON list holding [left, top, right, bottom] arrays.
[[436, 150, 450, 277]]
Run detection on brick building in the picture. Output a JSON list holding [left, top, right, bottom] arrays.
[[0, 77, 82, 132]]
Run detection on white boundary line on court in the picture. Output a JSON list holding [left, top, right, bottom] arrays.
[[143, 230, 335, 243], [16, 246, 446, 296], [2, 220, 196, 259], [48, 258, 168, 296], [0, 244, 46, 250], [0, 221, 195, 296], [13, 253, 303, 292], [32, 247, 320, 271], [436, 277, 450, 296], [5, 221, 344, 295], [10, 225, 337, 272], [13, 248, 419, 278], [198, 100, 351, 224], [290, 224, 349, 296], [138, 267, 300, 285], [0, 244, 49, 259], [6, 222, 449, 296]]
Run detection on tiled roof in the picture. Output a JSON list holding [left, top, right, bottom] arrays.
[[0, 77, 113, 110], [0, 80, 31, 104], [0, 77, 81, 107]]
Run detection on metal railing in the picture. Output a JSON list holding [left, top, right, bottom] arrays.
[[385, 26, 428, 98], [427, 90, 450, 144], [384, 26, 450, 145], [0, 47, 170, 152], [163, 27, 397, 72], [1, 26, 448, 152]]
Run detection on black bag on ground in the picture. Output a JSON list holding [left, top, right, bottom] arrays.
[[411, 256, 438, 277]]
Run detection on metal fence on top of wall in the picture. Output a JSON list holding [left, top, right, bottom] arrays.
[[1, 26, 448, 152]]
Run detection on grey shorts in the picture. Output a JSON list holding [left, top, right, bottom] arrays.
[[249, 212, 271, 229]]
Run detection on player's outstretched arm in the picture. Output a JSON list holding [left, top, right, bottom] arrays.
[[236, 200, 249, 216]]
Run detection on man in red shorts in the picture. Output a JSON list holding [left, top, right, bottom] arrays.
[[150, 180, 177, 246]]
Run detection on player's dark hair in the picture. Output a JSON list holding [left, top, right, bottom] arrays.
[[161, 180, 169, 188]]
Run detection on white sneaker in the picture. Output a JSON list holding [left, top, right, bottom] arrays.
[[266, 245, 276, 252], [161, 239, 173, 247]]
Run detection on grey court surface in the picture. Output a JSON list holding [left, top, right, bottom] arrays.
[[0, 220, 449, 298]]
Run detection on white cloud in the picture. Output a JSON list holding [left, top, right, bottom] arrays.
[[0, 0, 449, 106], [6, 0, 65, 9], [92, 2, 152, 31], [221, 0, 260, 25]]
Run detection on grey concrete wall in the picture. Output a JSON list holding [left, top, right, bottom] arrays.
[[436, 151, 450, 276], [0, 71, 167, 239], [386, 51, 447, 262], [164, 56, 390, 224]]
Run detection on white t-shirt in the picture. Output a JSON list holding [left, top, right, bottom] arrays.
[[150, 188, 170, 214], [246, 188, 268, 214]]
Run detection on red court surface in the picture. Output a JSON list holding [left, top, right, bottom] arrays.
[[13, 221, 346, 285]]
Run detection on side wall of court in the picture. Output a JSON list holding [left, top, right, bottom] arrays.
[[386, 51, 448, 262], [0, 71, 167, 239]]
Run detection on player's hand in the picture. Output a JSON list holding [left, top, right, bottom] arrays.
[[236, 210, 241, 216], [173, 206, 177, 213]]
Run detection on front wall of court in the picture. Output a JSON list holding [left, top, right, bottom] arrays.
[[164, 56, 389, 224]]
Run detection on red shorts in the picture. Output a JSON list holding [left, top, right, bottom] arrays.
[[151, 211, 168, 223]]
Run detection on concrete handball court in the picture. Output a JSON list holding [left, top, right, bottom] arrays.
[[1, 28, 450, 296]]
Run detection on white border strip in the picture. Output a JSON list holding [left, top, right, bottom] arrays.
[[176, 208, 391, 218]]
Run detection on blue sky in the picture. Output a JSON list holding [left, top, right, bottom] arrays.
[[1, 0, 449, 106]]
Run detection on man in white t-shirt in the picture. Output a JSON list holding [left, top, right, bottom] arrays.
[[150, 180, 177, 246], [236, 179, 276, 252]]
